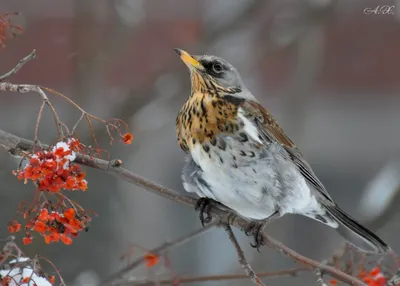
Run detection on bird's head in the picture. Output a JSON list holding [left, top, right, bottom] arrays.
[[174, 49, 253, 100]]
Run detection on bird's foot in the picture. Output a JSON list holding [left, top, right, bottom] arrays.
[[245, 211, 279, 251], [244, 222, 265, 252], [195, 198, 217, 226]]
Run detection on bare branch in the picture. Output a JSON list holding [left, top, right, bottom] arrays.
[[34, 101, 45, 143], [103, 222, 218, 285], [0, 237, 57, 285], [0, 83, 63, 138], [129, 268, 310, 286], [259, 234, 365, 285], [38, 255, 66, 286], [223, 224, 266, 286], [41, 86, 109, 124], [72, 112, 85, 135], [0, 54, 124, 147], [0, 129, 366, 286], [0, 236, 23, 267], [0, 49, 37, 81], [1, 80, 126, 148]]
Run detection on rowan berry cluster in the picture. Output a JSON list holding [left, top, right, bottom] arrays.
[[14, 139, 87, 192], [9, 139, 91, 245]]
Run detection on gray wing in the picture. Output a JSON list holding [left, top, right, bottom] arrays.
[[282, 143, 333, 202], [241, 102, 333, 202]]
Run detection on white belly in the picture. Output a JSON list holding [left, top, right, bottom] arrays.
[[187, 144, 323, 220]]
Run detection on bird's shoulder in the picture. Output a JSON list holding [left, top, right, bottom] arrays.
[[239, 100, 297, 151]]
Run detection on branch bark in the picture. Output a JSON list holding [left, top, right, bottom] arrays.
[[129, 267, 309, 286], [0, 83, 63, 137], [223, 224, 266, 286], [0, 129, 366, 286], [0, 49, 36, 81]]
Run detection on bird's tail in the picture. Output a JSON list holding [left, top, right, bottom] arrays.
[[324, 203, 389, 254]]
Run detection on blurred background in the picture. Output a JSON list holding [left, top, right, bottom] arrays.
[[0, 0, 400, 285]]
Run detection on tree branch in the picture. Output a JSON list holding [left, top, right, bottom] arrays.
[[0, 49, 37, 81], [223, 224, 266, 286], [128, 267, 309, 286], [0, 83, 64, 138], [0, 129, 366, 286]]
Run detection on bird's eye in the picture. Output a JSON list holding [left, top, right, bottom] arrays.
[[212, 62, 223, 73]]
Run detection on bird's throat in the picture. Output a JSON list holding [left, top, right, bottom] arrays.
[[176, 91, 240, 153]]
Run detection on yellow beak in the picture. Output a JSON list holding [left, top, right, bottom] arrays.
[[174, 48, 204, 71]]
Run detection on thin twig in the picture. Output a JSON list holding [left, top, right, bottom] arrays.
[[0, 237, 23, 267], [41, 86, 108, 123], [0, 49, 37, 81], [34, 101, 45, 143], [85, 114, 99, 148], [103, 222, 218, 285], [0, 238, 56, 285], [72, 112, 85, 135], [38, 255, 66, 286], [0, 58, 118, 143], [0, 83, 63, 138], [0, 129, 366, 286], [223, 224, 266, 286], [40, 86, 123, 141]]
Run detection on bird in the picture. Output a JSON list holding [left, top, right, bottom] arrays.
[[174, 48, 389, 254]]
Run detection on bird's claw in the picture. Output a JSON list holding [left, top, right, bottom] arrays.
[[195, 198, 215, 226], [244, 222, 265, 252]]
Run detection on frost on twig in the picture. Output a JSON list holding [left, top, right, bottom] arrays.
[[0, 237, 62, 286]]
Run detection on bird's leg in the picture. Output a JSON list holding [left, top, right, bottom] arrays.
[[245, 211, 279, 251], [195, 197, 219, 226]]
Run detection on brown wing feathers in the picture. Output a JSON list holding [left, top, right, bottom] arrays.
[[242, 101, 333, 201], [244, 101, 296, 148]]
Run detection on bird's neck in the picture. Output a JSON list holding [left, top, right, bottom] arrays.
[[189, 73, 241, 96]]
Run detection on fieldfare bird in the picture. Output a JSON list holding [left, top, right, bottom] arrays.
[[174, 48, 389, 254]]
